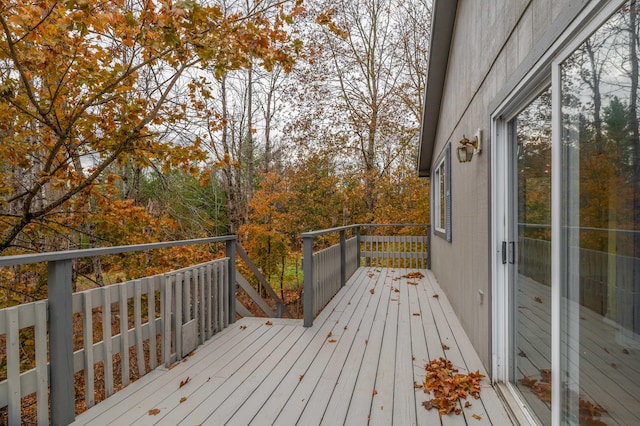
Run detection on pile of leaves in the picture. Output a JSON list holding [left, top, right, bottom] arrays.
[[421, 358, 484, 415]]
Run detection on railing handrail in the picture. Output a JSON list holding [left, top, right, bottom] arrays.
[[301, 223, 429, 239], [0, 235, 237, 267]]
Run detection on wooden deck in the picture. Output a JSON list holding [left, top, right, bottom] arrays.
[[72, 267, 512, 426]]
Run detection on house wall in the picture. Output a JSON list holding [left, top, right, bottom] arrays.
[[429, 0, 574, 369]]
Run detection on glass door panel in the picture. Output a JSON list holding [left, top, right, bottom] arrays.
[[510, 87, 552, 425], [560, 2, 640, 424]]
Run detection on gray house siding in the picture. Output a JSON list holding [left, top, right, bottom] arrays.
[[425, 0, 575, 370]]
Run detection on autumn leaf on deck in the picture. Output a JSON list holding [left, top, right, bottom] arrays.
[[442, 344, 450, 350], [328, 339, 337, 343], [392, 287, 400, 293], [327, 331, 332, 339], [472, 414, 482, 420], [370, 289, 375, 294], [148, 409, 161, 416], [534, 296, 543, 303], [518, 350, 527, 357], [432, 294, 439, 298], [413, 313, 421, 316], [465, 401, 472, 408], [372, 389, 378, 396], [265, 321, 273, 326], [240, 325, 247, 330], [407, 281, 418, 285], [179, 397, 187, 403], [179, 377, 190, 388], [368, 273, 375, 278], [402, 272, 425, 279], [299, 375, 304, 381]]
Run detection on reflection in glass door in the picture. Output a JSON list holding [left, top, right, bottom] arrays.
[[559, 2, 640, 424], [509, 87, 552, 425]]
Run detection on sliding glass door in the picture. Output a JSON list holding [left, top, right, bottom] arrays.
[[508, 87, 553, 425], [559, 3, 640, 423], [496, 3, 640, 424]]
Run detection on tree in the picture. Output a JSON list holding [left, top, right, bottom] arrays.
[[0, 0, 304, 254]]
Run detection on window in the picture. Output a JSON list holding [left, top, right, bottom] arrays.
[[433, 143, 451, 242]]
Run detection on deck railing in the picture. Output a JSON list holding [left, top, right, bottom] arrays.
[[0, 236, 287, 425], [302, 224, 430, 327]]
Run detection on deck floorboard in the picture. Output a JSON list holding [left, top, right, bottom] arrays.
[[72, 268, 513, 426]]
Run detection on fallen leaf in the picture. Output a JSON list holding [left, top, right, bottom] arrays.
[[179, 397, 187, 403], [604, 347, 610, 354], [344, 326, 348, 330], [413, 313, 421, 316], [611, 363, 617, 369], [442, 344, 450, 350], [370, 289, 375, 294], [148, 409, 161, 416], [403, 272, 425, 279], [265, 321, 273, 326], [414, 381, 423, 389], [412, 355, 416, 361], [365, 339, 368, 345], [432, 294, 439, 299], [179, 377, 190, 388], [407, 281, 418, 285], [391, 298, 399, 301], [623, 348, 630, 354], [328, 339, 337, 343], [327, 331, 332, 339], [240, 325, 247, 330], [534, 297, 543, 303], [473, 414, 482, 420], [373, 389, 378, 396], [299, 375, 304, 381], [465, 401, 472, 408], [455, 408, 462, 415], [368, 273, 375, 278], [518, 350, 527, 357], [392, 287, 400, 293]]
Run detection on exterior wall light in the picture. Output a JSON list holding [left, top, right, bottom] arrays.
[[456, 129, 482, 163]]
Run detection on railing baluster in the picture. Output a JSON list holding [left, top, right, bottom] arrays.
[[103, 287, 114, 397], [148, 277, 157, 371], [83, 291, 95, 408], [35, 301, 48, 424], [134, 279, 145, 377], [119, 283, 130, 387], [7, 307, 20, 425]]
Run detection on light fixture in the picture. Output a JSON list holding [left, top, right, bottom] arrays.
[[456, 130, 482, 163]]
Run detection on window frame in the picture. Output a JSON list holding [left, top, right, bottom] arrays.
[[432, 143, 451, 242]]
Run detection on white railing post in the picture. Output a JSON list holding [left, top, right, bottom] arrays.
[[48, 259, 75, 425], [303, 235, 314, 327]]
